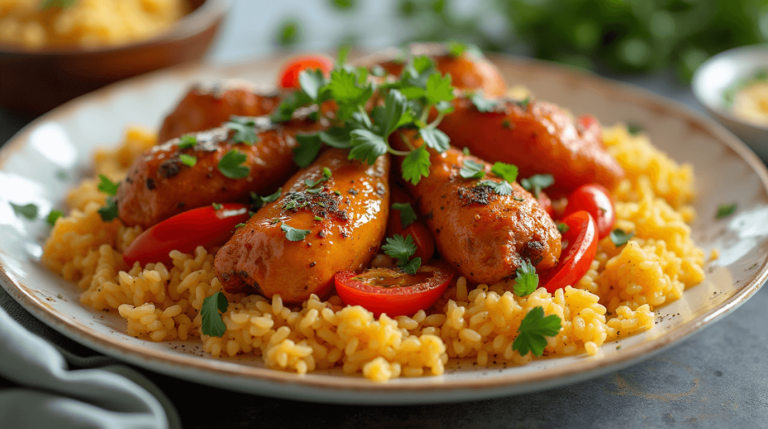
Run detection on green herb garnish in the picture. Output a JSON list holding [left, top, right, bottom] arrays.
[[10, 202, 37, 220], [178, 135, 197, 149], [225, 116, 259, 145], [490, 162, 519, 183], [477, 180, 513, 196], [382, 234, 421, 274], [212, 203, 223, 210], [294, 134, 323, 168], [97, 174, 119, 196], [520, 174, 554, 198], [47, 209, 64, 226], [610, 229, 634, 247], [392, 202, 418, 228], [281, 223, 311, 241], [179, 154, 197, 167], [512, 306, 562, 357], [627, 123, 644, 135], [218, 150, 250, 179], [251, 188, 282, 210], [513, 260, 538, 297], [716, 203, 737, 219], [459, 159, 486, 179], [557, 223, 570, 234], [201, 292, 228, 337], [98, 198, 118, 222]]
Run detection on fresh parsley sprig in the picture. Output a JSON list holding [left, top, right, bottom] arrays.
[[512, 306, 562, 357], [513, 260, 538, 297], [96, 175, 120, 221], [392, 202, 418, 228], [520, 174, 554, 198], [225, 116, 259, 145], [382, 234, 422, 275], [201, 291, 228, 337]]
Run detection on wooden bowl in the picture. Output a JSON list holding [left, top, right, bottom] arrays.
[[0, 0, 230, 116]]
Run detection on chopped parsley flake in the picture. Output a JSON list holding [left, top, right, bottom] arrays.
[[305, 167, 333, 188], [512, 306, 562, 357], [281, 223, 311, 241], [179, 154, 197, 167], [462, 147, 471, 156], [513, 261, 538, 297], [98, 198, 118, 222], [218, 150, 250, 179], [314, 216, 323, 221], [520, 174, 554, 198], [610, 229, 634, 247], [716, 203, 737, 219], [460, 159, 486, 179], [235, 223, 246, 229], [557, 223, 570, 234], [490, 162, 519, 183], [226, 116, 259, 145], [97, 174, 119, 196], [470, 92, 496, 112], [47, 209, 64, 226], [179, 135, 197, 149], [477, 180, 513, 196], [201, 292, 228, 337], [627, 123, 644, 135], [392, 202, 418, 228], [251, 188, 282, 209], [10, 202, 37, 220], [212, 203, 223, 210], [517, 97, 530, 110]]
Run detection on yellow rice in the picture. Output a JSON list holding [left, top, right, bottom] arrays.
[[41, 124, 704, 382]]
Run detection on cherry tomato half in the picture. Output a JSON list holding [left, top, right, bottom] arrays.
[[335, 260, 455, 317], [123, 203, 249, 267], [562, 184, 615, 239], [277, 54, 334, 90], [537, 191, 555, 219], [540, 211, 598, 293], [388, 187, 435, 261]]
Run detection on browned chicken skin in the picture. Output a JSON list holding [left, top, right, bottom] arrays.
[[118, 116, 326, 228], [215, 149, 390, 303], [158, 80, 281, 143], [437, 97, 625, 193], [399, 139, 561, 285]]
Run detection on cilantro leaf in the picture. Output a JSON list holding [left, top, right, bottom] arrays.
[[491, 162, 519, 183], [98, 198, 119, 222], [512, 306, 562, 357], [420, 127, 450, 152], [179, 135, 197, 149], [97, 174, 119, 196], [557, 223, 570, 234], [225, 116, 259, 145], [251, 188, 282, 210], [400, 257, 421, 275], [520, 174, 554, 198], [298, 69, 326, 101], [460, 159, 486, 179], [610, 229, 634, 247], [327, 68, 373, 116], [319, 127, 352, 149], [179, 154, 197, 167], [294, 134, 322, 168], [281, 223, 311, 242], [382, 234, 417, 265], [10, 202, 37, 220], [401, 146, 431, 185], [435, 100, 455, 114], [218, 150, 250, 179], [513, 260, 538, 297], [517, 97, 531, 110], [392, 202, 418, 228], [425, 73, 455, 105], [627, 123, 644, 135], [47, 209, 64, 226], [470, 92, 497, 112], [201, 291, 228, 337], [447, 41, 467, 57], [477, 180, 513, 196], [349, 129, 388, 165], [716, 203, 737, 219]]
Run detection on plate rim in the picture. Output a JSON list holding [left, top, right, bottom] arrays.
[[2, 52, 768, 400]]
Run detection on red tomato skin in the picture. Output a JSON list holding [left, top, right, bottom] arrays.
[[577, 114, 602, 142], [563, 184, 615, 239], [537, 191, 555, 219], [334, 261, 455, 317], [540, 211, 598, 293], [277, 55, 334, 89], [123, 203, 249, 267]]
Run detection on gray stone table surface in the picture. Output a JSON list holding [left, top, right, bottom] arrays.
[[1, 0, 767, 426]]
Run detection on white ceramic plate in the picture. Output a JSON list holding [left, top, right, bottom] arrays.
[[2, 54, 768, 405]]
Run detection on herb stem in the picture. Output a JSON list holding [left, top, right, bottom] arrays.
[[399, 132, 416, 151], [387, 147, 411, 157]]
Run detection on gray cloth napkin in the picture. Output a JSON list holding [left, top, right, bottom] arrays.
[[0, 288, 180, 429]]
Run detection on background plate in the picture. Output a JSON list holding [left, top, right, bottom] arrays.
[[1, 54, 768, 404]]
